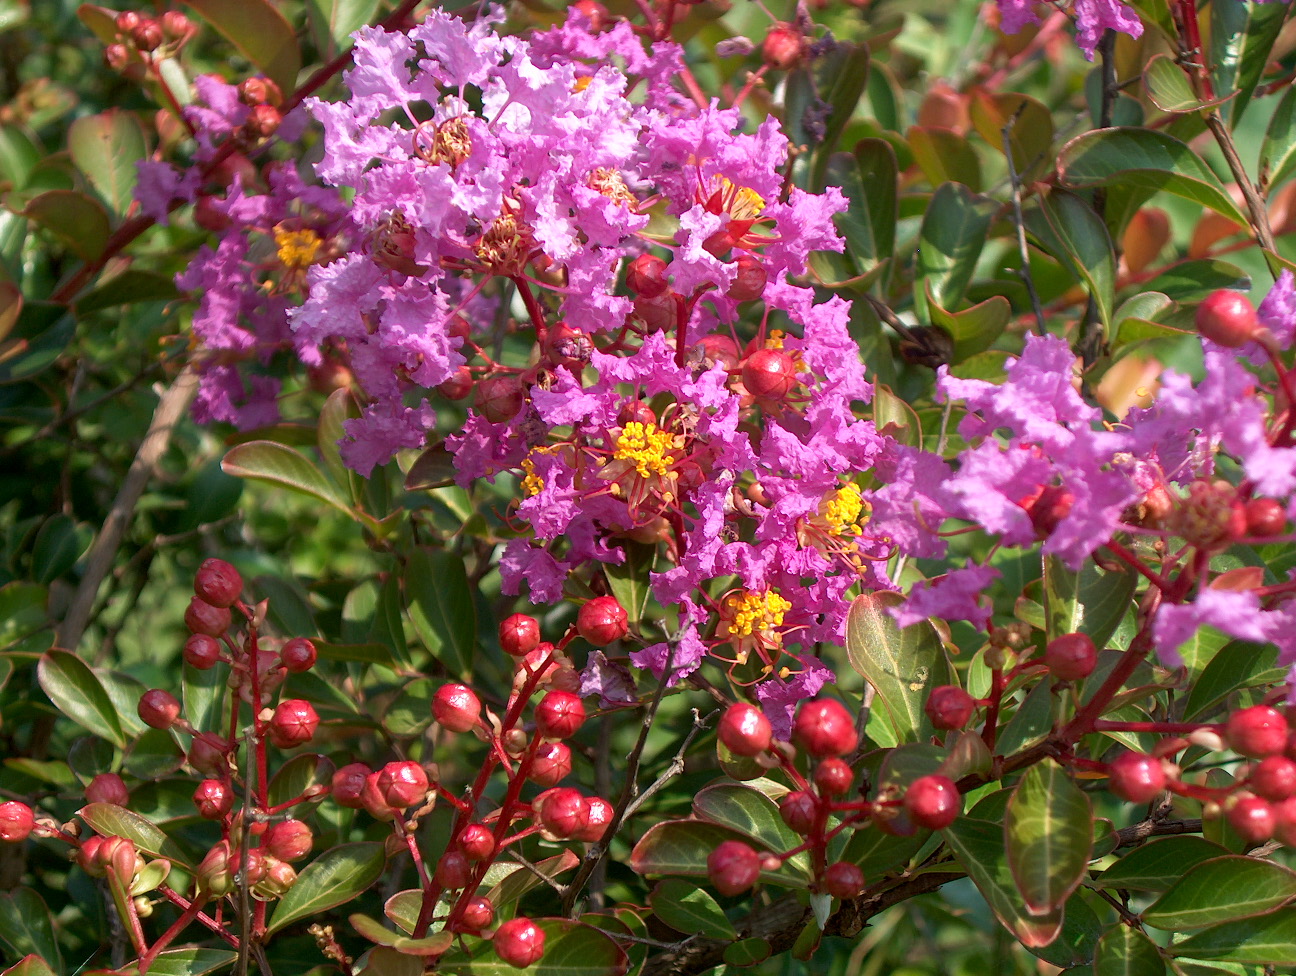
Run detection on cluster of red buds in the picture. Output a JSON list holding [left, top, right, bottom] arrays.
[[104, 9, 194, 78]]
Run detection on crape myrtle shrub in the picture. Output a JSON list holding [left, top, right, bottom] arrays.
[[7, 0, 1296, 974]]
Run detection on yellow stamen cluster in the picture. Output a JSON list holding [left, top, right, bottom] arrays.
[[720, 177, 765, 221], [572, 76, 593, 93], [822, 483, 867, 536], [423, 117, 472, 167], [613, 422, 675, 478], [764, 329, 786, 350], [520, 455, 544, 497], [726, 589, 792, 638], [587, 167, 637, 209], [274, 227, 322, 270]]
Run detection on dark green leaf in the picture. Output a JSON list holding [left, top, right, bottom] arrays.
[[145, 947, 239, 976], [484, 851, 580, 912], [969, 90, 1054, 181], [1142, 260, 1249, 302], [916, 182, 997, 312], [0, 124, 40, 190], [1025, 190, 1116, 332], [268, 753, 331, 809], [927, 289, 1010, 363], [317, 388, 360, 506], [1210, 0, 1288, 127], [693, 784, 806, 870], [30, 514, 89, 584], [1185, 641, 1281, 718], [78, 803, 191, 867], [38, 650, 125, 747], [221, 441, 354, 517], [1093, 837, 1230, 892], [826, 139, 897, 272], [1043, 556, 1136, 647], [406, 547, 476, 676], [604, 540, 657, 627], [21, 190, 111, 262], [1005, 759, 1093, 915], [0, 889, 61, 973], [997, 680, 1055, 756], [183, 0, 301, 94], [305, 0, 380, 55], [846, 591, 950, 743], [385, 678, 434, 736], [74, 270, 179, 315], [1172, 909, 1296, 964], [67, 109, 147, 215], [1261, 83, 1296, 191], [438, 919, 629, 976], [1143, 856, 1296, 929], [630, 821, 807, 888], [267, 843, 386, 935], [649, 879, 736, 939], [1094, 924, 1166, 976], [723, 938, 772, 968]]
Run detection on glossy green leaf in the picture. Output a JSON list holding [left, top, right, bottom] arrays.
[[403, 442, 456, 491], [1031, 891, 1103, 970], [1260, 83, 1296, 191], [1210, 0, 1288, 127], [997, 680, 1055, 756], [317, 387, 360, 506], [1006, 759, 1093, 915], [916, 182, 997, 312], [604, 540, 656, 627], [723, 938, 772, 967], [1185, 640, 1281, 718], [908, 126, 982, 192], [1043, 556, 1136, 646], [78, 803, 191, 867], [267, 842, 385, 935], [1144, 55, 1207, 114], [0, 124, 41, 190], [222, 441, 354, 517], [845, 590, 950, 743], [825, 139, 897, 271], [141, 948, 238, 976], [1025, 190, 1116, 331], [872, 384, 921, 449], [1093, 837, 1230, 892], [74, 270, 179, 315], [630, 821, 807, 888], [37, 650, 125, 747], [438, 919, 629, 976], [1142, 260, 1249, 302], [0, 889, 61, 973], [1094, 924, 1165, 976], [385, 678, 434, 737], [649, 879, 736, 939], [67, 109, 146, 215], [693, 784, 806, 867], [306, 0, 380, 54], [1143, 856, 1296, 930], [969, 90, 1054, 181], [1172, 909, 1296, 963], [183, 0, 301, 94], [1058, 129, 1249, 228], [927, 289, 1010, 363], [268, 753, 331, 809], [22, 190, 111, 262], [944, 817, 1064, 947], [483, 851, 581, 912], [406, 547, 476, 676], [0, 957, 56, 976]]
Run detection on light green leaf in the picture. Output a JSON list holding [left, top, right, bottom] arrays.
[[1025, 190, 1116, 332], [37, 650, 125, 747], [67, 109, 147, 215], [916, 182, 997, 312], [78, 803, 191, 867], [1006, 759, 1093, 915], [1210, 0, 1288, 127], [22, 190, 111, 262], [1043, 556, 1136, 646], [908, 126, 981, 192], [1093, 837, 1230, 892], [182, 0, 301, 94], [267, 842, 386, 934], [693, 784, 806, 869], [306, 0, 380, 54], [649, 879, 736, 940], [1260, 83, 1296, 191], [142, 947, 238, 976], [1094, 924, 1166, 976], [0, 889, 62, 973], [1143, 857, 1296, 930], [437, 919, 629, 976], [221, 441, 354, 517], [825, 139, 897, 272], [630, 821, 808, 888], [1172, 909, 1296, 964]]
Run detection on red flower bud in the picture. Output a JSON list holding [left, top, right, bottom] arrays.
[[924, 686, 976, 731], [814, 758, 853, 797], [779, 790, 817, 834], [726, 255, 767, 302], [537, 788, 589, 838], [627, 254, 669, 298], [718, 703, 772, 757], [529, 742, 573, 786], [376, 760, 429, 810], [265, 819, 313, 862], [0, 801, 34, 842], [432, 683, 481, 733], [903, 775, 961, 830], [575, 796, 614, 842], [473, 376, 525, 423], [86, 773, 129, 807], [1245, 498, 1288, 538], [457, 823, 496, 861], [194, 558, 242, 608], [1227, 706, 1288, 759], [1107, 751, 1167, 804], [184, 597, 231, 637], [535, 691, 586, 739], [706, 839, 761, 896], [741, 349, 798, 401], [822, 861, 864, 899], [577, 596, 628, 646], [793, 699, 858, 757], [183, 633, 222, 671], [1227, 795, 1275, 845], [435, 850, 472, 889], [268, 699, 319, 748], [138, 689, 181, 730], [332, 763, 370, 808], [1045, 632, 1097, 682], [494, 918, 545, 968], [193, 779, 233, 820], [1196, 289, 1259, 347], [280, 637, 317, 673], [460, 895, 495, 930]]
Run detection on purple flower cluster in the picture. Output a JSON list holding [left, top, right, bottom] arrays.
[[994, 0, 1143, 59]]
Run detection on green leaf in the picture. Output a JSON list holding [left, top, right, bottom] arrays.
[[1260, 83, 1296, 191], [305, 0, 380, 54], [723, 938, 772, 967], [1172, 909, 1296, 964], [0, 124, 40, 190], [1006, 759, 1093, 915], [1025, 190, 1116, 332], [825, 139, 897, 273], [1144, 55, 1209, 114], [485, 851, 581, 912], [0, 889, 62, 973], [927, 289, 1010, 364], [406, 547, 476, 676], [78, 803, 191, 867], [1058, 129, 1249, 228], [604, 540, 656, 627], [317, 388, 360, 506], [67, 109, 147, 215], [944, 817, 1063, 947], [74, 270, 179, 315], [1210, 0, 1288, 127], [814, 41, 871, 162], [908, 126, 982, 192], [0, 956, 56, 976], [142, 947, 239, 976], [1093, 924, 1166, 976], [1185, 641, 1280, 719], [845, 591, 950, 744], [267, 843, 385, 935], [1143, 856, 1296, 930], [969, 90, 1054, 181], [1043, 556, 1136, 647], [268, 753, 331, 808], [630, 821, 807, 889], [1093, 837, 1230, 892], [37, 650, 125, 747], [649, 879, 736, 940], [30, 514, 89, 584], [221, 441, 354, 517], [997, 680, 1055, 756], [0, 582, 47, 650], [916, 182, 997, 313], [693, 784, 807, 871], [21, 190, 111, 262], [438, 919, 629, 976], [182, 0, 301, 94], [1142, 260, 1249, 302], [385, 678, 434, 736]]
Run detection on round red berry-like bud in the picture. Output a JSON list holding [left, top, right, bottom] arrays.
[[707, 839, 761, 896], [529, 742, 573, 786], [437, 365, 474, 401], [161, 11, 192, 38], [627, 254, 669, 298], [104, 43, 130, 71], [762, 23, 806, 69], [265, 819, 313, 862], [79, 835, 108, 875], [194, 558, 242, 608], [432, 683, 481, 733], [435, 850, 472, 889], [188, 737, 227, 777], [184, 597, 231, 637], [195, 841, 234, 896], [924, 686, 975, 731], [460, 895, 495, 930], [822, 861, 865, 900], [1228, 795, 1276, 845], [572, 0, 608, 30], [331, 763, 369, 808], [1196, 289, 1260, 348], [131, 20, 163, 51], [741, 349, 798, 402], [279, 637, 317, 673], [718, 703, 772, 757], [577, 596, 628, 646], [793, 699, 859, 758], [499, 613, 541, 657], [726, 255, 767, 302], [1275, 797, 1296, 847], [0, 802, 35, 842], [535, 691, 586, 739], [903, 775, 961, 830], [633, 290, 681, 331], [1023, 484, 1074, 538], [377, 761, 429, 810], [359, 773, 397, 821], [244, 104, 281, 139], [86, 773, 129, 806], [779, 790, 818, 834], [115, 11, 142, 32], [474, 376, 525, 423], [1228, 705, 1288, 758], [815, 758, 854, 797], [1045, 632, 1097, 682], [617, 400, 656, 428], [1107, 751, 1168, 803], [269, 699, 319, 749], [193, 779, 233, 820], [1251, 756, 1296, 801], [575, 796, 614, 842], [138, 689, 181, 730], [237, 77, 282, 107], [458, 823, 495, 861], [183, 634, 222, 670], [695, 334, 742, 371], [1245, 498, 1288, 538], [494, 918, 545, 969], [538, 788, 589, 838]]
